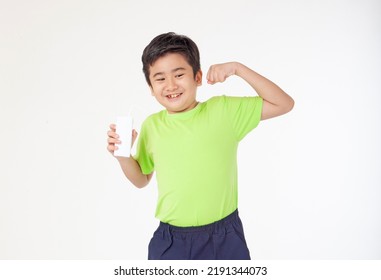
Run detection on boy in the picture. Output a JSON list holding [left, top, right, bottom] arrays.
[[107, 32, 294, 260]]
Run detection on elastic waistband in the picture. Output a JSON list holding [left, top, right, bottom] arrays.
[[159, 209, 239, 233]]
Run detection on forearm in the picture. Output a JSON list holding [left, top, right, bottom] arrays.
[[117, 156, 151, 188], [234, 62, 293, 108]]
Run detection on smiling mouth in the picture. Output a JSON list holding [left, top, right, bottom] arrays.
[[166, 93, 182, 99]]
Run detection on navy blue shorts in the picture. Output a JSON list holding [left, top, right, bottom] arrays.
[[148, 209, 251, 260]]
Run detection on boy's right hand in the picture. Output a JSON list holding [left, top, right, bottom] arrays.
[[107, 124, 138, 157]]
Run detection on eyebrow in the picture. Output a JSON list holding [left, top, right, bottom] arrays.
[[152, 67, 186, 78]]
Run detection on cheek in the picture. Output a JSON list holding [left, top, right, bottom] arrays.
[[150, 85, 161, 96]]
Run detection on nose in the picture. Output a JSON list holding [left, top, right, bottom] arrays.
[[165, 77, 178, 92]]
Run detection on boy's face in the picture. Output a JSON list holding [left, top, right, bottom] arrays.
[[148, 53, 202, 114]]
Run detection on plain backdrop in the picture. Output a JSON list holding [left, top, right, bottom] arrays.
[[1, 0, 380, 259]]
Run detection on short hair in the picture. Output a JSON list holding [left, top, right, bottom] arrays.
[[142, 32, 201, 86]]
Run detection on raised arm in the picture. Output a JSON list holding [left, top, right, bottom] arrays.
[[206, 62, 294, 120]]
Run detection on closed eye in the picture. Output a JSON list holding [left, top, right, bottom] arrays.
[[175, 74, 184, 78]]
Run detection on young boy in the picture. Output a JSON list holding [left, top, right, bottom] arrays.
[[107, 32, 294, 260]]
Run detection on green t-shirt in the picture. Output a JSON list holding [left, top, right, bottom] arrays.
[[134, 95, 263, 226]]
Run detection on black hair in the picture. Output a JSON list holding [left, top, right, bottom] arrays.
[[141, 32, 201, 86]]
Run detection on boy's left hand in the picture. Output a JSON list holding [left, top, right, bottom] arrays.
[[206, 62, 237, 85]]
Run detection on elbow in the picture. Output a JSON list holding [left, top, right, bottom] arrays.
[[277, 97, 294, 117], [286, 97, 295, 113], [135, 184, 147, 189], [133, 180, 149, 189], [280, 95, 295, 115], [133, 173, 152, 189], [261, 97, 295, 120]]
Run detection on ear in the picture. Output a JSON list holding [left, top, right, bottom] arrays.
[[195, 70, 202, 86]]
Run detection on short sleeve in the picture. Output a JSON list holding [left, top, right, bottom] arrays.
[[133, 120, 154, 175], [223, 95, 263, 141]]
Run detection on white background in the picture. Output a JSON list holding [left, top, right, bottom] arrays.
[[1, 0, 380, 259]]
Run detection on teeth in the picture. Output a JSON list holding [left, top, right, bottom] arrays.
[[168, 93, 180, 98]]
